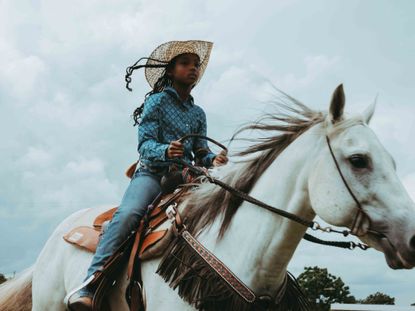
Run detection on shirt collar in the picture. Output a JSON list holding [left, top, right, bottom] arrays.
[[164, 86, 194, 107]]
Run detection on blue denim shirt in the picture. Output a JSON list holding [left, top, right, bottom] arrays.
[[137, 86, 216, 172]]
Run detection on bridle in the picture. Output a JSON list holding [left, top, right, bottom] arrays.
[[325, 135, 367, 237], [171, 133, 373, 250], [325, 135, 386, 241]]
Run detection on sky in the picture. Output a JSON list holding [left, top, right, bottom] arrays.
[[1, 0, 415, 306]]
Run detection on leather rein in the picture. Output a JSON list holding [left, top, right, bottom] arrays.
[[157, 133, 374, 309], [173, 133, 371, 250]]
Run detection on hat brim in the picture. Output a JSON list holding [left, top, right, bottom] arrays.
[[145, 40, 213, 89]]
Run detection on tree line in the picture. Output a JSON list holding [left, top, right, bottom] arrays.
[[0, 270, 413, 309], [298, 266, 402, 311]]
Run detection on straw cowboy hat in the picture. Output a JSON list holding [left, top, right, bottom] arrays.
[[145, 40, 213, 88]]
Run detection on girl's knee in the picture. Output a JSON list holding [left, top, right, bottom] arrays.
[[114, 208, 142, 230]]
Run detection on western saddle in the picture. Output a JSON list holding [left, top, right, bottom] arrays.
[[63, 161, 199, 311]]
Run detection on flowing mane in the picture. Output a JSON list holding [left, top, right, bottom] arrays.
[[183, 91, 327, 238], [156, 89, 388, 311], [157, 92, 326, 311]]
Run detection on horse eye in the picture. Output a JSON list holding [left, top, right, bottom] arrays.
[[348, 154, 369, 169]]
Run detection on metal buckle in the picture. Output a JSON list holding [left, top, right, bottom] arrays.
[[166, 203, 178, 221], [311, 222, 332, 233]]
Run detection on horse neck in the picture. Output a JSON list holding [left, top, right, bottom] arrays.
[[198, 124, 323, 296]]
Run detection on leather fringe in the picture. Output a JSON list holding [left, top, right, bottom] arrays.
[[156, 235, 311, 311]]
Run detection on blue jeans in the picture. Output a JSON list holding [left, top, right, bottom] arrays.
[[80, 167, 162, 297]]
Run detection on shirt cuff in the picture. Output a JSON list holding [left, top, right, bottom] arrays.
[[159, 144, 170, 161], [203, 152, 217, 168]]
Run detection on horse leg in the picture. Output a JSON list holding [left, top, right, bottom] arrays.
[[32, 230, 76, 311], [0, 267, 33, 311], [32, 209, 92, 311], [141, 259, 196, 311]]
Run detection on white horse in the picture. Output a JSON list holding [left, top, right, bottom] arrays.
[[1, 84, 415, 311]]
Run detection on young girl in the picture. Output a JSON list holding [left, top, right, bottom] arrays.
[[68, 40, 228, 310]]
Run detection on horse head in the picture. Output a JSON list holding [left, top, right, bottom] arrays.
[[309, 84, 415, 269]]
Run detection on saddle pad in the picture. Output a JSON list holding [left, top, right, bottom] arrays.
[[93, 207, 117, 229], [63, 226, 100, 253], [92, 189, 184, 229], [63, 187, 188, 259], [63, 225, 168, 259]]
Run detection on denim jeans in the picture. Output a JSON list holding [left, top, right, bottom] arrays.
[[79, 167, 162, 297]]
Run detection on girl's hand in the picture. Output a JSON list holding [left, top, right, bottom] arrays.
[[213, 150, 228, 167], [166, 140, 184, 158]]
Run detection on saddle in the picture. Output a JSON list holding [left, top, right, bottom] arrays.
[[63, 161, 199, 311], [63, 188, 187, 258]]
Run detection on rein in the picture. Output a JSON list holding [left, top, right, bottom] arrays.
[[169, 134, 370, 251], [156, 133, 372, 310]]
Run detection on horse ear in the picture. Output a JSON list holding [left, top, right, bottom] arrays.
[[329, 84, 345, 123], [362, 95, 377, 124]]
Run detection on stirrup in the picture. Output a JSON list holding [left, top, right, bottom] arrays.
[[64, 274, 95, 309]]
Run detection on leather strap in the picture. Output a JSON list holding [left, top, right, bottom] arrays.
[[303, 232, 369, 250], [139, 230, 168, 256], [177, 228, 289, 307], [93, 207, 118, 229], [325, 135, 366, 236], [128, 192, 166, 311], [180, 229, 257, 303], [156, 134, 371, 250], [178, 134, 228, 153], [325, 135, 363, 210], [127, 226, 143, 279], [90, 231, 136, 311]]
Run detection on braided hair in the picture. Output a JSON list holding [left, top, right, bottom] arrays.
[[125, 56, 178, 126]]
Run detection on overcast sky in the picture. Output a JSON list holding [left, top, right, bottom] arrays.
[[1, 0, 415, 306]]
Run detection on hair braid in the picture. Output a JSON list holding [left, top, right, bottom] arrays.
[[125, 56, 177, 126]]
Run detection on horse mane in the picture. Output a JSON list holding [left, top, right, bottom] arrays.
[[157, 90, 371, 310], [157, 91, 325, 311], [183, 91, 326, 238]]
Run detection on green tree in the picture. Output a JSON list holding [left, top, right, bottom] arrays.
[[0, 274, 7, 285], [298, 266, 356, 311], [360, 292, 394, 305]]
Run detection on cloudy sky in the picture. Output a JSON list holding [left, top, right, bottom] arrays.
[[1, 0, 415, 306]]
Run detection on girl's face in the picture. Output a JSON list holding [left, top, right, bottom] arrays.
[[168, 53, 201, 86]]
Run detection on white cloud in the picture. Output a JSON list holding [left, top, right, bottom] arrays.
[[18, 146, 53, 168], [7, 154, 120, 216], [1, 0, 415, 305], [272, 55, 341, 92], [0, 53, 47, 101]]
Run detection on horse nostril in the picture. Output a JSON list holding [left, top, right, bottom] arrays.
[[410, 235, 415, 250]]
